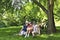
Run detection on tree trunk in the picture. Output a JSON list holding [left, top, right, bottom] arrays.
[[47, 0, 56, 34]]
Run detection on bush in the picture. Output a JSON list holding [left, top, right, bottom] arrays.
[[0, 21, 6, 27]]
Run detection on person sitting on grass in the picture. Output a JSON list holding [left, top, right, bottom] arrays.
[[19, 22, 28, 37], [27, 22, 33, 37], [32, 23, 40, 37]]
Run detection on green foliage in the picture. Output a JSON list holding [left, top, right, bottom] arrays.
[[0, 0, 60, 27], [54, 0, 60, 21]]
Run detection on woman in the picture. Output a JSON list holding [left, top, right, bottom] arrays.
[[27, 22, 33, 37]]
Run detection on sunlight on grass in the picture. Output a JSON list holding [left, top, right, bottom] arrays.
[[0, 26, 60, 40], [40, 34, 48, 38], [49, 34, 54, 36]]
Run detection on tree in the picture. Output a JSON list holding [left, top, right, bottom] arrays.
[[32, 0, 56, 33]]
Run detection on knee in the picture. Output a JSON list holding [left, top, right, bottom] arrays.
[[32, 31, 34, 34]]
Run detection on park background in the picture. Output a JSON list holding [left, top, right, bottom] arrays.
[[0, 0, 60, 40]]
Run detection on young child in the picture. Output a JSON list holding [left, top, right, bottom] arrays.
[[20, 25, 27, 35], [32, 24, 40, 37], [19, 22, 28, 37], [27, 22, 33, 37]]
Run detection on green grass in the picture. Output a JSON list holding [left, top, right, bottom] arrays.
[[0, 26, 60, 40]]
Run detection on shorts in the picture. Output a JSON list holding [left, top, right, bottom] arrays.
[[20, 30, 26, 35]]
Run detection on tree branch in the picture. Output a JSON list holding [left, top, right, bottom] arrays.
[[32, 0, 48, 14]]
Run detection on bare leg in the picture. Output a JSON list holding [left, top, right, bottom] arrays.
[[27, 30, 30, 37], [32, 31, 35, 37], [24, 32, 27, 38]]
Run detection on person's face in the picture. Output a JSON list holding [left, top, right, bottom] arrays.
[[26, 23, 28, 26]]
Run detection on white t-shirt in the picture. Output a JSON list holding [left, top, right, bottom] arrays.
[[33, 24, 38, 32], [33, 24, 40, 34]]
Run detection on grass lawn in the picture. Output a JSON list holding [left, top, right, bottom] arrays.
[[0, 26, 60, 40]]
